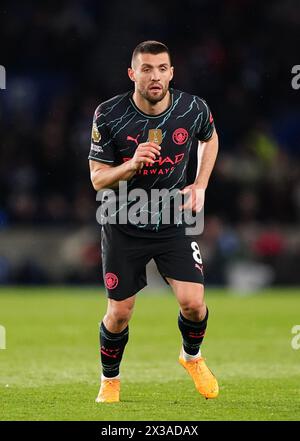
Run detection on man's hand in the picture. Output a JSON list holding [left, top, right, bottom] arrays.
[[129, 142, 161, 171], [179, 185, 205, 212]]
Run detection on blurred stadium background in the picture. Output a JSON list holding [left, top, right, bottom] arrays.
[[1, 0, 300, 423], [0, 0, 299, 291]]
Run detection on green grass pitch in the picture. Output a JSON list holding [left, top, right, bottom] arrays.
[[0, 287, 299, 421]]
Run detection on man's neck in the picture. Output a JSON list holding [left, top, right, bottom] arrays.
[[132, 90, 171, 116]]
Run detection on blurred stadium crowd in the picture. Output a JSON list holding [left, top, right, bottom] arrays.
[[0, 0, 299, 286]]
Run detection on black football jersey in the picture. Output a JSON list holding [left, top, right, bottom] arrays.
[[89, 88, 215, 237]]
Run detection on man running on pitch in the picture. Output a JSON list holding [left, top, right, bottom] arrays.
[[89, 40, 219, 403]]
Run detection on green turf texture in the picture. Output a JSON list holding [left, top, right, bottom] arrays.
[[0, 287, 299, 421]]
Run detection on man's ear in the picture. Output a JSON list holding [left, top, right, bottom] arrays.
[[170, 66, 174, 81], [128, 68, 136, 82]]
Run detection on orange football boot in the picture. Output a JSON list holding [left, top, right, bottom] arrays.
[[179, 350, 219, 399], [95, 378, 120, 403]]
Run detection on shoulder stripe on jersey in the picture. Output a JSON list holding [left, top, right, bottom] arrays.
[[103, 93, 129, 117]]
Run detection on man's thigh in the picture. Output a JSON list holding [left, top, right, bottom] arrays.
[[101, 225, 152, 301], [154, 235, 205, 286], [167, 278, 205, 304]]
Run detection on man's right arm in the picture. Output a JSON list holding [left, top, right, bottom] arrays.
[[89, 159, 135, 191], [89, 142, 161, 191]]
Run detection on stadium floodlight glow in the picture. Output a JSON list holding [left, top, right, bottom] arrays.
[[0, 65, 6, 90]]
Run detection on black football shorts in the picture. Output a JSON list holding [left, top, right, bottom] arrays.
[[101, 224, 204, 301]]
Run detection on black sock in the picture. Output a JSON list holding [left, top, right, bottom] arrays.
[[178, 308, 209, 355], [99, 322, 129, 378]]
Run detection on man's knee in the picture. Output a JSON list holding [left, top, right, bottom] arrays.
[[107, 310, 131, 327], [181, 299, 205, 316], [179, 290, 206, 320], [106, 298, 135, 328]]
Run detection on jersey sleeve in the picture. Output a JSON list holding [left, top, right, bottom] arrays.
[[195, 98, 215, 142], [88, 104, 116, 164]]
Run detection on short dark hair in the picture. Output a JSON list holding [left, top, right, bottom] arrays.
[[132, 40, 171, 66]]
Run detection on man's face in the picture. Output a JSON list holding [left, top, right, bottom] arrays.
[[128, 52, 174, 104]]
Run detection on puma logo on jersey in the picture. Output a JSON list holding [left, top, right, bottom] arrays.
[[127, 134, 141, 146], [195, 263, 203, 275]]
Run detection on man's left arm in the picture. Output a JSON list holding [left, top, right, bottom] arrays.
[[180, 128, 218, 211]]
